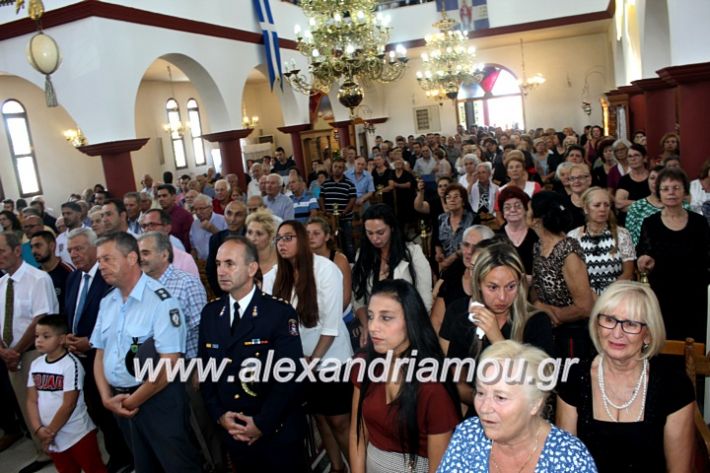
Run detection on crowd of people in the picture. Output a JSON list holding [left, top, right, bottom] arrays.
[[0, 124, 708, 473]]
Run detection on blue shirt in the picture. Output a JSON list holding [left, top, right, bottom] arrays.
[[190, 212, 227, 260], [290, 191, 319, 223], [90, 273, 186, 388], [344, 169, 375, 199], [265, 193, 295, 221], [156, 265, 206, 359], [437, 417, 598, 472]]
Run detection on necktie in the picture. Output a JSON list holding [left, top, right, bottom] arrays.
[[231, 301, 240, 335], [3, 278, 14, 347], [73, 274, 91, 333]]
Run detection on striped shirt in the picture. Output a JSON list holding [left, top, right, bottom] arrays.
[[291, 191, 319, 223], [320, 177, 356, 221]]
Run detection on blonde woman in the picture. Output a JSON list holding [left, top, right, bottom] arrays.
[[245, 209, 278, 280]]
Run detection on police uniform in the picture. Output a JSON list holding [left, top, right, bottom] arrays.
[[198, 287, 306, 472], [90, 273, 200, 473]]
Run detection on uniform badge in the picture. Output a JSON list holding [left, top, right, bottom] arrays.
[[288, 319, 298, 337], [252, 306, 258, 318], [219, 306, 225, 317], [241, 381, 258, 397], [155, 288, 171, 300], [169, 308, 181, 327]]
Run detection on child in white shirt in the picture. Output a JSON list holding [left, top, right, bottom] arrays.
[[26, 315, 106, 473]]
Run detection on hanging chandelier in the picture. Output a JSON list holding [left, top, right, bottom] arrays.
[[518, 38, 545, 96], [283, 0, 408, 116], [416, 10, 483, 102]]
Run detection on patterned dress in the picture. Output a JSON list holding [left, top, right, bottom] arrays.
[[437, 417, 598, 472], [567, 226, 636, 295]]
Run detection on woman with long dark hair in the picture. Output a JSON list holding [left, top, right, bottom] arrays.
[[263, 220, 353, 472], [350, 279, 460, 473], [352, 204, 432, 347]]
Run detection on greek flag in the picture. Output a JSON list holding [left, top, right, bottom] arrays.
[[253, 0, 283, 91]]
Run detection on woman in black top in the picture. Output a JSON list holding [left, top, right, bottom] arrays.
[[496, 186, 538, 275], [439, 242, 554, 412], [557, 281, 694, 472], [615, 144, 650, 225]]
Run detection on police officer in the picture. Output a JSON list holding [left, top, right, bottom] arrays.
[[90, 232, 200, 472], [199, 236, 306, 472]]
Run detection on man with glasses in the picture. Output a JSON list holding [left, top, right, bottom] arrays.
[[190, 194, 227, 262], [140, 209, 199, 277]]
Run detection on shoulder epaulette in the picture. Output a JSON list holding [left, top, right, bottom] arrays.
[[154, 287, 172, 300]]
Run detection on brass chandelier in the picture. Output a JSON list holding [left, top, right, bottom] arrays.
[[283, 0, 408, 115], [416, 10, 483, 101]]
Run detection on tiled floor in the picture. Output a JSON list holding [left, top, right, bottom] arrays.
[[0, 437, 57, 473]]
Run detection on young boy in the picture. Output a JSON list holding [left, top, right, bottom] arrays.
[[26, 315, 107, 473]]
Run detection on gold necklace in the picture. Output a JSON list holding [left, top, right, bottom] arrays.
[[490, 423, 543, 473]]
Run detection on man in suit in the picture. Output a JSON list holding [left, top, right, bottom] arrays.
[[64, 227, 133, 473], [199, 236, 306, 471], [206, 200, 247, 297]]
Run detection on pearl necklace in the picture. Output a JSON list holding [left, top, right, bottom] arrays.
[[597, 354, 648, 421], [490, 423, 542, 473]]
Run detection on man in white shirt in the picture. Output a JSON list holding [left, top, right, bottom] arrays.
[[55, 201, 85, 267], [0, 231, 59, 472], [190, 194, 227, 261]]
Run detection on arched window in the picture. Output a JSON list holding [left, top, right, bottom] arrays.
[[187, 98, 206, 166], [2, 99, 42, 196], [166, 98, 187, 169], [456, 65, 525, 130]]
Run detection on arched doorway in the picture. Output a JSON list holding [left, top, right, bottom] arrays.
[[456, 65, 524, 130]]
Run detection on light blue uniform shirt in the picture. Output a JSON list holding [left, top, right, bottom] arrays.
[[344, 169, 375, 198], [90, 273, 186, 388]]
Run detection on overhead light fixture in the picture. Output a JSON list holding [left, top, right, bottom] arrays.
[[518, 38, 545, 96], [63, 128, 87, 147], [283, 0, 408, 116], [416, 10, 483, 102], [242, 111, 259, 129]]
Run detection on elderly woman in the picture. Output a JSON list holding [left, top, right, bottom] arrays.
[[438, 341, 597, 472], [353, 204, 432, 346], [496, 186, 537, 275], [433, 183, 479, 272], [565, 163, 593, 231], [498, 150, 541, 199], [529, 191, 595, 359], [637, 167, 710, 343], [568, 187, 635, 295], [469, 162, 499, 216], [430, 225, 495, 333], [552, 161, 574, 197], [532, 137, 552, 182], [557, 281, 694, 472], [457, 154, 480, 194], [614, 144, 650, 225], [351, 280, 460, 473], [624, 165, 664, 245], [606, 138, 631, 193], [245, 209, 278, 280]]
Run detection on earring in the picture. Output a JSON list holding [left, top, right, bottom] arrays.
[[642, 342, 649, 352]]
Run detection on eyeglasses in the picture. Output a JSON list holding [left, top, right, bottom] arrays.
[[659, 185, 683, 193], [597, 314, 647, 334], [502, 202, 524, 212], [568, 175, 590, 182], [274, 234, 296, 244], [193, 206, 211, 211], [140, 222, 161, 230]]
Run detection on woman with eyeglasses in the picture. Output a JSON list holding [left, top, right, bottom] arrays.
[[637, 167, 710, 344], [263, 220, 354, 473], [430, 225, 494, 334], [496, 186, 538, 276], [245, 209, 278, 281], [557, 281, 694, 473], [614, 144, 650, 226], [432, 183, 479, 273], [439, 242, 555, 415], [353, 204, 432, 346], [564, 163, 593, 231], [568, 187, 636, 295]]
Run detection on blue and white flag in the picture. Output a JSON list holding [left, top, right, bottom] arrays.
[[253, 0, 283, 91]]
